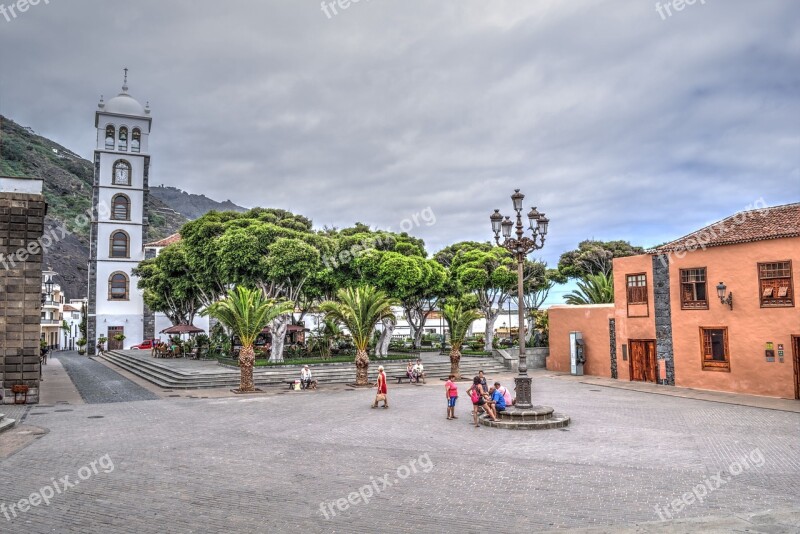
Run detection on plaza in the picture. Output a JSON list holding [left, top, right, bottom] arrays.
[[1, 352, 798, 533]]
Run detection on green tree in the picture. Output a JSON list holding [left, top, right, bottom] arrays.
[[133, 243, 203, 326], [436, 242, 516, 352], [319, 286, 396, 386], [557, 240, 644, 279], [442, 303, 482, 379], [354, 250, 448, 352], [79, 301, 87, 339], [564, 272, 615, 304], [205, 286, 293, 392]]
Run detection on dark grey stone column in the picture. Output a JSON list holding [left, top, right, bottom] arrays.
[[609, 318, 617, 379], [652, 254, 675, 386]]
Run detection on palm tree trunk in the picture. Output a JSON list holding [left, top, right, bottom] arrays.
[[239, 345, 256, 392], [449, 345, 462, 380], [355, 349, 370, 386]]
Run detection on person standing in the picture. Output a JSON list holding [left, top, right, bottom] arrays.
[[478, 370, 489, 394], [444, 375, 459, 420], [372, 365, 388, 408]]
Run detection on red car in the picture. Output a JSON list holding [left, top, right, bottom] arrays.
[[130, 340, 155, 350]]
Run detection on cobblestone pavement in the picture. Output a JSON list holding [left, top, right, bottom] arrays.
[[0, 372, 798, 533], [53, 352, 159, 404]]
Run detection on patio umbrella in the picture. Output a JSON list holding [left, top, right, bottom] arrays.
[[160, 324, 205, 335]]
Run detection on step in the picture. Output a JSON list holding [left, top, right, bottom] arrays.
[[0, 414, 17, 434], [100, 351, 506, 390]]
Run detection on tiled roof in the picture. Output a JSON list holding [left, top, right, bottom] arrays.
[[62, 304, 79, 312], [144, 233, 182, 248], [656, 202, 800, 252]]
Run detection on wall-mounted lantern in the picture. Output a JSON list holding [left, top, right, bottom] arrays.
[[716, 282, 733, 310]]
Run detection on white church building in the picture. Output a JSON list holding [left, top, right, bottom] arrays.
[[87, 73, 208, 353]]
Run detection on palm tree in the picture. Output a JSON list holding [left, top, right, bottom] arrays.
[[564, 272, 615, 305], [442, 303, 482, 379], [206, 286, 293, 392], [319, 286, 396, 386]]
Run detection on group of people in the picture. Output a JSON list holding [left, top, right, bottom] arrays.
[[404, 360, 426, 383], [447, 370, 513, 427], [371, 364, 514, 427]]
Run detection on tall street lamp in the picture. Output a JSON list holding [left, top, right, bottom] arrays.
[[490, 189, 549, 410]]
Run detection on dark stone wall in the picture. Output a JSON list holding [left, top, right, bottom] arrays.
[[652, 254, 675, 386], [609, 318, 617, 379], [87, 152, 101, 355], [0, 191, 46, 404], [142, 247, 156, 340]]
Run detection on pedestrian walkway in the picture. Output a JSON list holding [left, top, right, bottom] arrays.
[[54, 351, 159, 404], [39, 355, 84, 406], [539, 369, 800, 413]]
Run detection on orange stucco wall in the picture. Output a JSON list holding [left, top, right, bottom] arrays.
[[614, 236, 800, 399], [548, 305, 614, 377], [613, 255, 657, 382]]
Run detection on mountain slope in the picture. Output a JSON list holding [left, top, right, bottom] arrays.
[[150, 185, 246, 220], [0, 116, 195, 299]]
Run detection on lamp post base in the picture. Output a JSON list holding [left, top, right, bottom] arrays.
[[514, 375, 533, 410]]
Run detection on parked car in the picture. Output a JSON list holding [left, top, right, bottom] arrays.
[[130, 340, 155, 350]]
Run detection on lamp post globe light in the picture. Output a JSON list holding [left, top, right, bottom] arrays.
[[490, 189, 548, 409]]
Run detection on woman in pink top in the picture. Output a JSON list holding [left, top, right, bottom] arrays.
[[444, 375, 459, 420]]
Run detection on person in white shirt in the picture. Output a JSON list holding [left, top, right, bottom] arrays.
[[300, 365, 314, 389], [413, 359, 425, 384]]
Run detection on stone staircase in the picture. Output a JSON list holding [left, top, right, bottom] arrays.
[[101, 350, 507, 390], [0, 412, 16, 434]]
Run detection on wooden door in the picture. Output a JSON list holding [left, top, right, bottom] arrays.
[[108, 327, 124, 351], [629, 340, 657, 383], [793, 336, 800, 400]]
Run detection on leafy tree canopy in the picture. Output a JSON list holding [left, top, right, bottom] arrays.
[[557, 240, 644, 279]]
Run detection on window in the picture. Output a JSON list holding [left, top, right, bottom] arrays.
[[111, 194, 130, 221], [758, 261, 793, 307], [131, 128, 141, 153], [118, 127, 128, 151], [626, 274, 648, 305], [113, 160, 131, 186], [109, 272, 129, 300], [105, 125, 115, 149], [700, 327, 730, 371], [680, 268, 708, 309], [110, 231, 129, 258]]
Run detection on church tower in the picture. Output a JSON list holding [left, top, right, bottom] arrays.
[[87, 70, 151, 354]]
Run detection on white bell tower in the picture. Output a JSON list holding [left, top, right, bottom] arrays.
[[87, 69, 152, 354]]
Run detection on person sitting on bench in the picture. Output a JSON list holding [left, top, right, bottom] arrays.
[[413, 359, 425, 383], [405, 362, 415, 382], [300, 365, 315, 389]]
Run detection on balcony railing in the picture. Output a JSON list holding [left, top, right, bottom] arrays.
[[40, 319, 61, 326]]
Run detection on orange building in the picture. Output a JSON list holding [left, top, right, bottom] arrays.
[[548, 203, 800, 400]]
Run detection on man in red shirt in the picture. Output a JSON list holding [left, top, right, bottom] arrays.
[[372, 365, 388, 408]]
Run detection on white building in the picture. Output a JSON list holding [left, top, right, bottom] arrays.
[[87, 72, 152, 353]]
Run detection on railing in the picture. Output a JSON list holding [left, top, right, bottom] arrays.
[[40, 319, 61, 326]]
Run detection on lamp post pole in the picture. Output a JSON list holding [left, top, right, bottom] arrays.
[[490, 189, 549, 410]]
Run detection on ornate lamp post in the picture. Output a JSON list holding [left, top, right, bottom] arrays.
[[490, 189, 549, 409]]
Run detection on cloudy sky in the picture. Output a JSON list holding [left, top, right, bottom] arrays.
[[1, 0, 798, 299]]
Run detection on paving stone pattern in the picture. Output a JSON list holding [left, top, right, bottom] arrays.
[[0, 372, 797, 533], [55, 352, 159, 404]]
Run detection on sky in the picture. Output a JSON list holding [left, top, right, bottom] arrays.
[[1, 0, 798, 304]]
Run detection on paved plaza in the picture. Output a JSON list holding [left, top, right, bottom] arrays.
[[1, 354, 798, 533]]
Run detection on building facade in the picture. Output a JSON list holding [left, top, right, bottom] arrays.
[[0, 177, 46, 404], [40, 268, 64, 349], [87, 75, 152, 353], [548, 203, 800, 399]]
